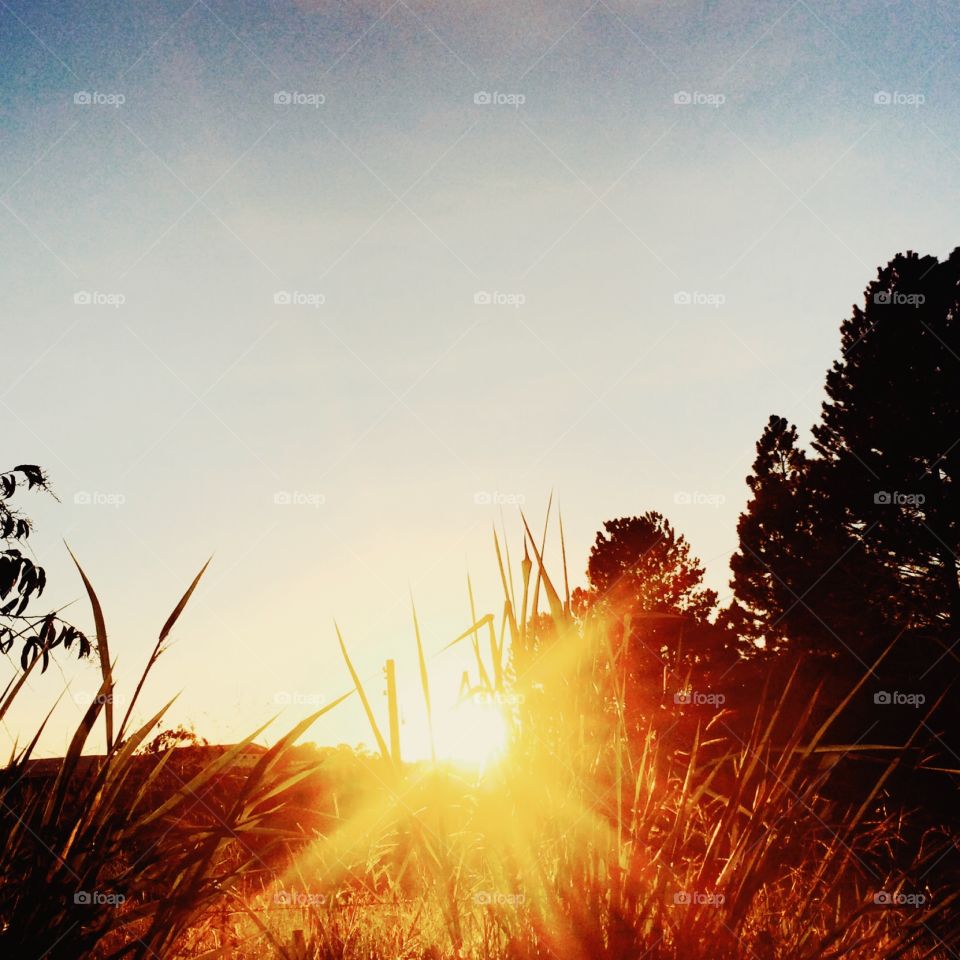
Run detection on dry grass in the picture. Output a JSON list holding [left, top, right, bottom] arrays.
[[1, 523, 957, 959]]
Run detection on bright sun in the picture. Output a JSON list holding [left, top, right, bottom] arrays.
[[432, 697, 510, 768]]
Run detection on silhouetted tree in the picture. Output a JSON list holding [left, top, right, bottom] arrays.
[[140, 724, 209, 755], [727, 249, 960, 774], [724, 416, 892, 665], [813, 249, 960, 641], [730, 250, 960, 667], [583, 513, 717, 624], [0, 465, 89, 670], [575, 514, 724, 719]]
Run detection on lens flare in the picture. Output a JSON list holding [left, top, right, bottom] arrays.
[[434, 696, 509, 768]]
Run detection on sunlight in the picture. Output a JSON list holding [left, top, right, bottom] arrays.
[[6, 3, 956, 955], [432, 695, 510, 769]]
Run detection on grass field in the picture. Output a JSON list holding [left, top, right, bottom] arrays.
[[1, 527, 957, 960]]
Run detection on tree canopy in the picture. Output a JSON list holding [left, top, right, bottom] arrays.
[[729, 249, 960, 672], [725, 249, 960, 763], [582, 513, 717, 624], [573, 512, 725, 711]]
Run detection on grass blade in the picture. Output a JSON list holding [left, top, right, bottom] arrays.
[[66, 544, 113, 752]]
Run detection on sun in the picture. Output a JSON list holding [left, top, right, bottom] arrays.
[[432, 696, 510, 769]]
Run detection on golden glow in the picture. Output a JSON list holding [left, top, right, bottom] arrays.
[[432, 697, 510, 768]]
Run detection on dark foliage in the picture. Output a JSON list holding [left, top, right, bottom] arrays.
[[574, 513, 732, 730], [0, 464, 90, 670], [730, 249, 960, 659], [727, 248, 960, 770]]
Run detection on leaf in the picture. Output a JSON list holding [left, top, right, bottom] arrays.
[[411, 597, 435, 761], [159, 556, 212, 645], [520, 510, 565, 624], [117, 557, 212, 744], [20, 640, 36, 671], [440, 614, 494, 654], [0, 555, 17, 599], [66, 545, 113, 752], [336, 622, 390, 762]]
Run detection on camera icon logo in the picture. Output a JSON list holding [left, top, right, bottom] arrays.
[[74, 891, 92, 904], [274, 491, 292, 505], [874, 691, 892, 705], [74, 291, 92, 305], [874, 91, 892, 105], [673, 291, 691, 305], [473, 291, 492, 305], [74, 491, 92, 505], [673, 91, 692, 105], [674, 691, 693, 705], [273, 291, 292, 305], [874, 491, 891, 505], [473, 91, 492, 105], [73, 91, 92, 105], [673, 891, 692, 904], [473, 891, 493, 905], [274, 91, 292, 105], [873, 291, 892, 304]]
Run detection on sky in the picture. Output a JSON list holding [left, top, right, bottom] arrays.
[[1, 0, 959, 757]]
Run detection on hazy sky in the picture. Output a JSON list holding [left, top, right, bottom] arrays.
[[2, 0, 958, 756]]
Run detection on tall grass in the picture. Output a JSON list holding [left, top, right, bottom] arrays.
[[1, 524, 957, 959], [286, 517, 958, 959], [0, 557, 338, 959]]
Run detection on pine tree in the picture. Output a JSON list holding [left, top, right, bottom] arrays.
[[727, 249, 960, 760], [577, 513, 724, 714], [584, 513, 717, 624], [726, 416, 892, 667], [812, 249, 960, 640]]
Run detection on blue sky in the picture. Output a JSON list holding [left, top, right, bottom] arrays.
[[2, 0, 958, 755]]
